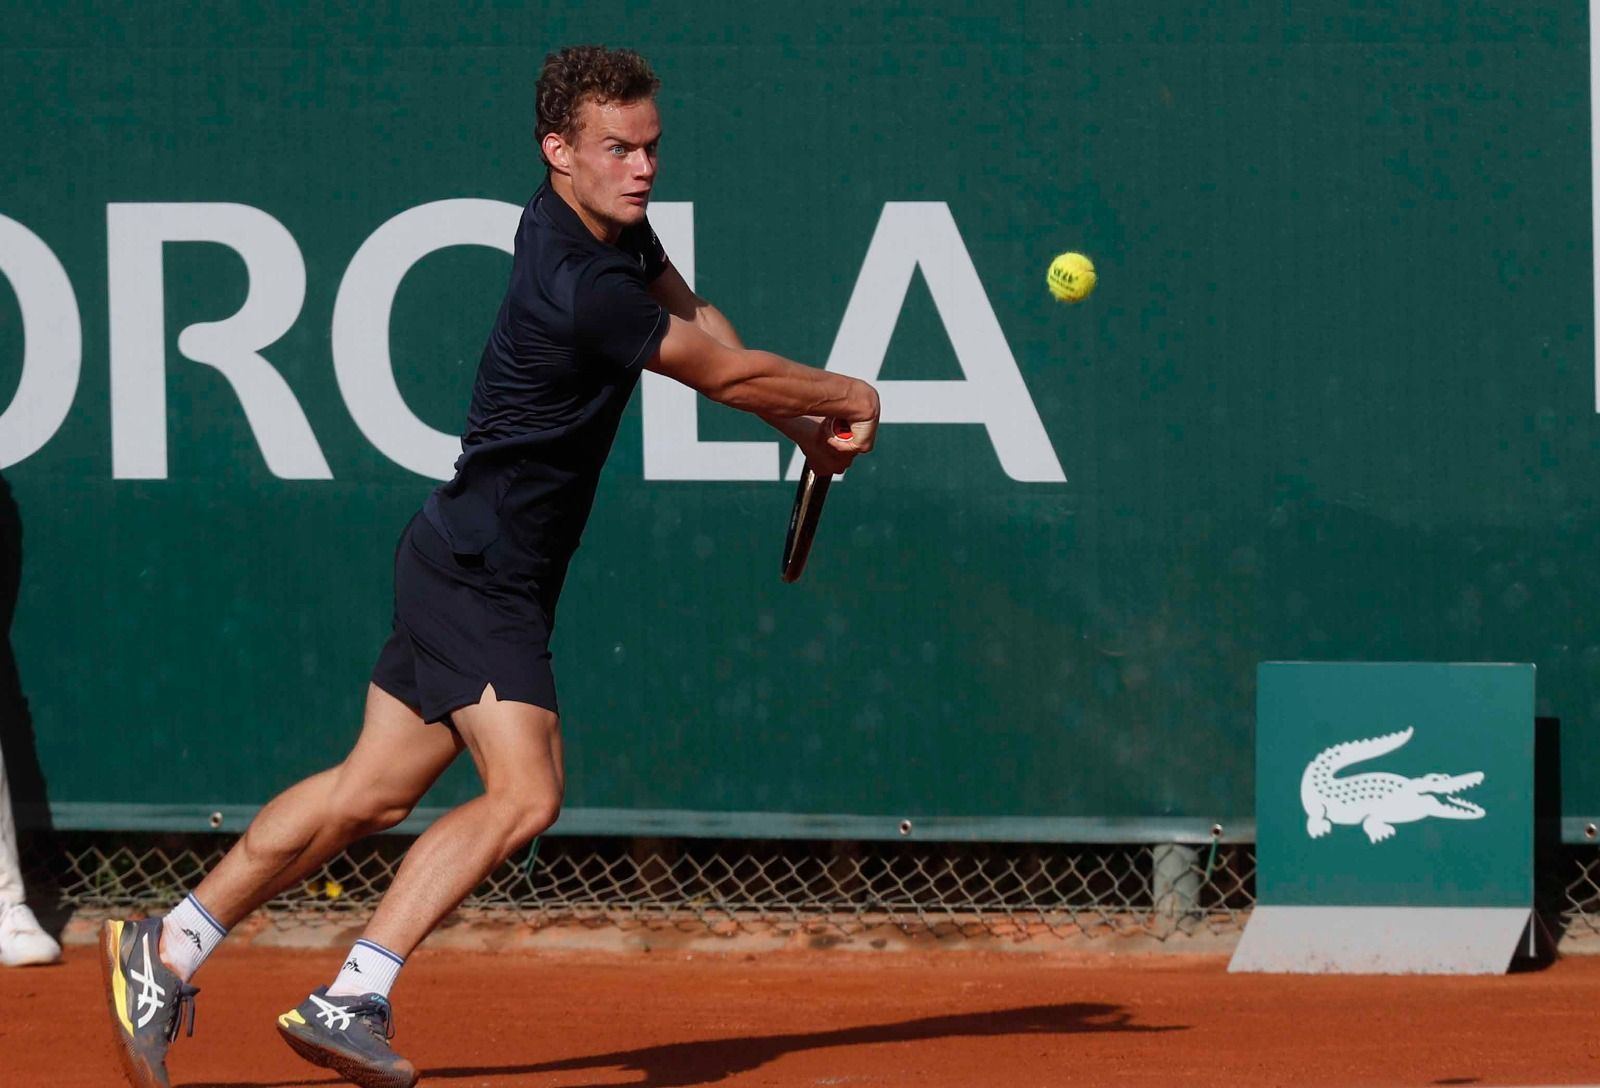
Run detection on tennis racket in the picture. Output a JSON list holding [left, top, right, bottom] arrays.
[[780, 422, 854, 583]]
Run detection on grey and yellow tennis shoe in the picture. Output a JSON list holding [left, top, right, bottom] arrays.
[[277, 986, 418, 1088], [99, 917, 200, 1088]]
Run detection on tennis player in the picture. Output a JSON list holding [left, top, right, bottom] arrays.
[[99, 44, 877, 1088]]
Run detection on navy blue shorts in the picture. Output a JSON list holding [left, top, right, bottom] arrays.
[[371, 514, 559, 724]]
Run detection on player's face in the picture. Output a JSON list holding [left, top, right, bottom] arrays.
[[564, 97, 660, 238]]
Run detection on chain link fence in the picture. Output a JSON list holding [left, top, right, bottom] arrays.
[[22, 832, 1600, 946], [1562, 850, 1600, 943]]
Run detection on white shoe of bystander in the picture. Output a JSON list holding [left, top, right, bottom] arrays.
[[0, 901, 60, 966]]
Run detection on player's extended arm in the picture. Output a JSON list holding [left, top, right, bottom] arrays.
[[649, 265, 816, 444], [647, 314, 878, 454], [647, 267, 877, 457]]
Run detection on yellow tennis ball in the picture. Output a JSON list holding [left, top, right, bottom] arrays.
[[1047, 252, 1096, 303]]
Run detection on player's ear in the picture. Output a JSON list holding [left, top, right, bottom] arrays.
[[542, 131, 571, 175]]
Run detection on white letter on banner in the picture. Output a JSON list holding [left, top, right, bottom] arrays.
[[784, 203, 1066, 482], [1592, 0, 1600, 410], [332, 199, 520, 480], [0, 216, 81, 468], [642, 204, 779, 480], [108, 203, 328, 479]]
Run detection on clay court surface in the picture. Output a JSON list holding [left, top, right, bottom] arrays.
[[4, 942, 1598, 1087]]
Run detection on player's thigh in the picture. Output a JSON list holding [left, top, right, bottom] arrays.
[[448, 683, 563, 799], [337, 683, 465, 803]]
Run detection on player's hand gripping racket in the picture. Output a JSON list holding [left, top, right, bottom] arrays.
[[780, 422, 855, 583]]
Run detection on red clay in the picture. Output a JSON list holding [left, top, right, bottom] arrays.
[[5, 944, 1598, 1087]]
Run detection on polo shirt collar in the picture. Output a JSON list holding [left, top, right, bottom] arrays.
[[536, 178, 603, 244]]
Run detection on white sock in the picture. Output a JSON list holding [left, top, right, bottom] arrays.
[[161, 895, 227, 982], [327, 938, 404, 999]]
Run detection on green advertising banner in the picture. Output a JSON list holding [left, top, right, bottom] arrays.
[[1255, 662, 1534, 909], [1, 4, 1598, 840]]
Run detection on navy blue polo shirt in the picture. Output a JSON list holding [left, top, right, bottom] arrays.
[[422, 181, 670, 589]]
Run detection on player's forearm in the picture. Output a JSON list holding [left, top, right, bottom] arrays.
[[691, 310, 811, 438], [758, 412, 823, 446], [696, 308, 829, 428], [712, 351, 876, 421], [650, 314, 877, 423]]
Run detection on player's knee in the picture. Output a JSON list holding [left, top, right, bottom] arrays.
[[506, 793, 562, 849]]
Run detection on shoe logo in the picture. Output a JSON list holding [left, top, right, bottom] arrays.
[[309, 992, 354, 1032], [344, 959, 361, 973], [130, 933, 167, 1030], [181, 927, 202, 952]]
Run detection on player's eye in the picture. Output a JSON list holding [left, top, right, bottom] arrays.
[[608, 145, 627, 156]]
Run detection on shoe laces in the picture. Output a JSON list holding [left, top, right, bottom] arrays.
[[343, 996, 396, 1043], [165, 980, 201, 1044]]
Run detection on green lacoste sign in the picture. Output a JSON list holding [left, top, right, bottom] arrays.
[[1255, 662, 1534, 909]]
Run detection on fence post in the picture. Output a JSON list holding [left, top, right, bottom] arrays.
[[1151, 843, 1200, 935]]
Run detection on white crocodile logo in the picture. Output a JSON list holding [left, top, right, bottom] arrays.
[[1301, 727, 1485, 844]]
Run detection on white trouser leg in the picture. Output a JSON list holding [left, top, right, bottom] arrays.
[[0, 743, 27, 904], [0, 736, 59, 966]]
